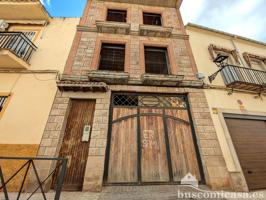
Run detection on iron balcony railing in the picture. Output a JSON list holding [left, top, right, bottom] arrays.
[[221, 65, 266, 92], [0, 32, 37, 63]]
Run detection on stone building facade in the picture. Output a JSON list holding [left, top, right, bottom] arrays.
[[37, 0, 232, 192]]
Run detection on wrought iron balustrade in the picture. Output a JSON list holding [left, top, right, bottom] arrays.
[[221, 65, 266, 92], [0, 157, 67, 200], [0, 32, 37, 63]]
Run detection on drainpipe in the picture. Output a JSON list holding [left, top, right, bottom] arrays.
[[230, 36, 247, 67]]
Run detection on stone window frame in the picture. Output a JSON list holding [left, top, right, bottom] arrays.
[[102, 3, 131, 23], [91, 37, 130, 73], [208, 44, 240, 65], [243, 52, 266, 70], [139, 40, 178, 75], [139, 7, 166, 27]]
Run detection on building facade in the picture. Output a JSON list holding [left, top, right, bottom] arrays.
[[186, 23, 266, 191], [37, 0, 233, 192], [0, 0, 79, 191]]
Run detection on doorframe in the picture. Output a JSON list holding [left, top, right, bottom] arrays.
[[52, 98, 96, 191], [103, 92, 206, 186], [217, 108, 266, 191]]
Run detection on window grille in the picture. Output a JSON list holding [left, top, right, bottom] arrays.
[[0, 96, 7, 112], [107, 9, 127, 22], [145, 47, 169, 75], [112, 94, 187, 108], [99, 43, 125, 71], [143, 13, 162, 26]]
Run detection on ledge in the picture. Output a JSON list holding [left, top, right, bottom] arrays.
[[139, 25, 173, 38], [57, 80, 108, 92], [88, 70, 130, 84], [96, 21, 130, 35], [141, 73, 184, 86], [0, 50, 30, 69]]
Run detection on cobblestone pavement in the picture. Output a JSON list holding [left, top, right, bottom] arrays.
[[1, 186, 266, 200]]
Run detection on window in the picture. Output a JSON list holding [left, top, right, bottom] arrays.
[[143, 13, 162, 26], [107, 9, 127, 22], [0, 96, 8, 113], [99, 43, 125, 71], [144, 46, 169, 75], [215, 51, 235, 65]]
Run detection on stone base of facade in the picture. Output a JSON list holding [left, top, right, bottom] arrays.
[[35, 85, 247, 192]]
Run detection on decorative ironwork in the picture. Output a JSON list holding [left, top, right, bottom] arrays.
[[0, 96, 7, 112], [99, 43, 125, 71], [221, 65, 266, 93], [0, 32, 37, 63], [0, 157, 67, 200], [144, 47, 169, 75], [112, 94, 186, 108]]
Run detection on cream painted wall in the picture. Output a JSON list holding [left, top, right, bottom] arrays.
[[0, 18, 79, 144], [186, 26, 266, 86], [186, 26, 266, 172]]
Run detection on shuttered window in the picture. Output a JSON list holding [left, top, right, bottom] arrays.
[[143, 13, 162, 26], [107, 9, 127, 22], [0, 96, 8, 112], [99, 43, 125, 71], [145, 47, 169, 75]]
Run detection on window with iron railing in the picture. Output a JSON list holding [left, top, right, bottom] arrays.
[[143, 13, 162, 26], [99, 43, 125, 71], [145, 46, 169, 75], [0, 31, 37, 62], [107, 9, 127, 22], [0, 96, 8, 113]]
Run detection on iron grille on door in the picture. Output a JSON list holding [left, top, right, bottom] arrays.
[[112, 94, 187, 108], [0, 96, 7, 112], [145, 47, 169, 75], [99, 43, 125, 71], [107, 9, 127, 22], [143, 13, 162, 26]]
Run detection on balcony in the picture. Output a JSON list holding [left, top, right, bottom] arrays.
[[221, 65, 266, 92], [0, 0, 51, 22], [0, 32, 37, 69]]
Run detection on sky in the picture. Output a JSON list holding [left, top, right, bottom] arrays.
[[41, 0, 266, 42]]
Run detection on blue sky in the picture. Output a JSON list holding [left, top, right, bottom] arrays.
[[41, 0, 266, 42]]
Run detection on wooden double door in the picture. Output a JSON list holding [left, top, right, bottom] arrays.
[[104, 94, 203, 185], [52, 99, 96, 191]]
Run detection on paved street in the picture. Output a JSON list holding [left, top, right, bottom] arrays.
[[1, 186, 266, 200]]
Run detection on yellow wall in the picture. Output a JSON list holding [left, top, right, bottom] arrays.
[[0, 18, 79, 144], [186, 25, 266, 172]]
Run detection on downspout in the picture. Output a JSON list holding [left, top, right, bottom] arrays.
[[230, 36, 247, 67]]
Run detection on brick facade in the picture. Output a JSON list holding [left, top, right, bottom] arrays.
[[36, 0, 234, 193]]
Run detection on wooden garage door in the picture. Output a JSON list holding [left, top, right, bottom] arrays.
[[105, 94, 203, 185], [52, 99, 96, 191], [225, 117, 266, 190]]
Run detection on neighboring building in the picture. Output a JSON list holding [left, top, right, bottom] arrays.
[[38, 0, 232, 193], [186, 23, 266, 191], [0, 0, 79, 190]]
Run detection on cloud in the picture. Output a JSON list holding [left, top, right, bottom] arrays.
[[40, 0, 51, 6], [180, 0, 266, 42]]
